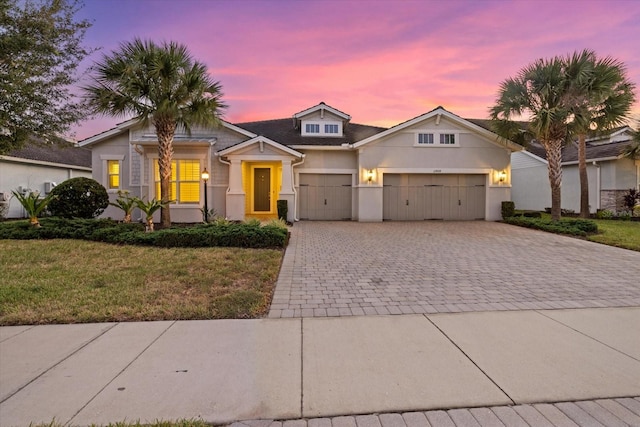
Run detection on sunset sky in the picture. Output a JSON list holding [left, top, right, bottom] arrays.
[[73, 0, 640, 140]]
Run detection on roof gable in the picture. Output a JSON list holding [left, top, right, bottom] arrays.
[[293, 102, 351, 121], [217, 135, 303, 158], [353, 106, 522, 152], [79, 118, 255, 147]]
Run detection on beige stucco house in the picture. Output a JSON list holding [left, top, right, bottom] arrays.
[[510, 126, 640, 213], [80, 103, 521, 223], [0, 142, 92, 218]]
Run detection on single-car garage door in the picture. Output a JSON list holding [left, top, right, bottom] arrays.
[[299, 174, 352, 220], [383, 174, 485, 220]]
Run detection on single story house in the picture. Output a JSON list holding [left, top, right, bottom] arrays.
[[0, 142, 92, 218], [80, 103, 521, 223], [509, 126, 640, 213]]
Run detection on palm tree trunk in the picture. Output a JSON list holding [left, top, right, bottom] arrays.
[[578, 134, 590, 218], [546, 139, 563, 221], [155, 118, 176, 228]]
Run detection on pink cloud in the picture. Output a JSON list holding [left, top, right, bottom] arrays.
[[74, 0, 640, 140]]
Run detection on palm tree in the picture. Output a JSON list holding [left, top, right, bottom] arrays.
[[564, 50, 636, 218], [84, 38, 226, 228], [624, 121, 640, 158], [490, 56, 571, 221]]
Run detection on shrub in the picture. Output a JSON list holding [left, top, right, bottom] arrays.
[[277, 200, 288, 221], [501, 201, 515, 219], [48, 178, 109, 219], [623, 189, 639, 214], [522, 211, 542, 218], [0, 218, 288, 248], [596, 209, 613, 219], [504, 217, 598, 236], [11, 190, 56, 226]]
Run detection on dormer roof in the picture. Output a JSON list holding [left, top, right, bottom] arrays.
[[292, 102, 351, 121]]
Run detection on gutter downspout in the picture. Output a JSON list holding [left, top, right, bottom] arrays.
[[291, 156, 305, 222]]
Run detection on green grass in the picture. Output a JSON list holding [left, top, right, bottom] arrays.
[[588, 219, 640, 251], [0, 239, 283, 325], [516, 212, 640, 252]]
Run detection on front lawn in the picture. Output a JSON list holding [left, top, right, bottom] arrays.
[[587, 219, 640, 251], [0, 239, 283, 325]]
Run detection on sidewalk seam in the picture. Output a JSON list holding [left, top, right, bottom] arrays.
[[66, 320, 177, 425], [0, 322, 119, 405], [535, 309, 640, 363], [423, 314, 517, 406], [0, 325, 37, 344]]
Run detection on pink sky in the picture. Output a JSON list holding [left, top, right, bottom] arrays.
[[73, 0, 640, 141]]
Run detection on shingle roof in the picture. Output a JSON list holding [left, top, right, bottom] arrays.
[[6, 142, 92, 168], [236, 118, 386, 146]]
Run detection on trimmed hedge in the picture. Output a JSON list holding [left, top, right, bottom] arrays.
[[0, 218, 288, 248], [503, 216, 598, 236]]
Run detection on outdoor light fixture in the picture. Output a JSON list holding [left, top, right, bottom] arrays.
[[366, 169, 374, 183], [202, 168, 209, 222], [498, 170, 507, 183]]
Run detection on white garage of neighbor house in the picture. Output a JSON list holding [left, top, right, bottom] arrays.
[[0, 142, 92, 219], [80, 103, 521, 223], [510, 126, 640, 214]]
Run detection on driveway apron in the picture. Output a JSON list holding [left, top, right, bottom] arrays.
[[269, 221, 640, 318]]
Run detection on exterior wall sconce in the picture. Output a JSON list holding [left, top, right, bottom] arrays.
[[366, 169, 375, 183], [498, 170, 507, 184]]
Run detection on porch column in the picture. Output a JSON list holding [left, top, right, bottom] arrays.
[[226, 158, 245, 220], [279, 159, 295, 223], [228, 159, 243, 193]]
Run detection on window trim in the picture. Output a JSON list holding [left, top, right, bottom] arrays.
[[414, 131, 460, 147], [100, 154, 125, 193], [148, 157, 205, 206], [301, 120, 343, 136]]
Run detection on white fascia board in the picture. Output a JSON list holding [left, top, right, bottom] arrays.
[[217, 136, 303, 158], [586, 126, 633, 142], [0, 155, 92, 171], [562, 156, 620, 166], [520, 150, 548, 164], [293, 103, 351, 120], [352, 108, 522, 152], [78, 118, 139, 147]]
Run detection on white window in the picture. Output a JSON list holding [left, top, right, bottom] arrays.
[[305, 124, 320, 133], [325, 124, 338, 134], [440, 134, 455, 145], [418, 133, 434, 144]]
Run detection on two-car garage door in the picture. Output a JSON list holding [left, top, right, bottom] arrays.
[[383, 174, 486, 220], [299, 174, 352, 220]]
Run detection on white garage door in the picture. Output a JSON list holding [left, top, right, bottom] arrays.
[[299, 174, 352, 220], [383, 174, 485, 220]]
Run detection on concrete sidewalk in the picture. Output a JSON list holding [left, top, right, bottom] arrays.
[[1, 308, 639, 426]]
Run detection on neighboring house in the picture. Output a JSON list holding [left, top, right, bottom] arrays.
[[0, 142, 92, 218], [509, 126, 640, 213], [79, 103, 521, 223]]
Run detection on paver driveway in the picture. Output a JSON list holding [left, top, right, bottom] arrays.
[[269, 221, 640, 318]]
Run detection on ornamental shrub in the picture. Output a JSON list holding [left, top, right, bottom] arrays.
[[503, 217, 597, 236], [501, 201, 515, 219], [47, 177, 109, 219]]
